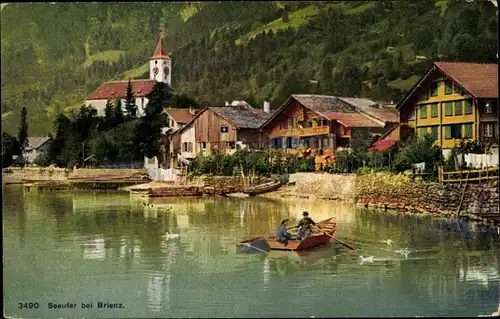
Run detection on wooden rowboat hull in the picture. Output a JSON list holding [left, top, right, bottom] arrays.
[[242, 181, 281, 196], [237, 217, 337, 252]]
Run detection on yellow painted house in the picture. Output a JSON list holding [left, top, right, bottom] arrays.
[[397, 62, 498, 154]]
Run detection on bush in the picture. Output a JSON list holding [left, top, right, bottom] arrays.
[[33, 153, 50, 167], [392, 134, 442, 174], [188, 149, 318, 176]]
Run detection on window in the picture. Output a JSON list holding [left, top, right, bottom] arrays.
[[201, 142, 206, 149], [431, 103, 438, 117], [228, 141, 236, 149], [453, 83, 461, 93], [221, 126, 229, 133], [419, 105, 427, 119], [165, 75, 167, 81], [287, 118, 293, 128], [454, 101, 462, 116], [188, 142, 193, 152], [155, 60, 158, 65], [463, 123, 473, 138], [445, 80, 453, 94], [464, 99, 473, 114], [444, 102, 453, 116], [485, 102, 493, 114], [430, 82, 438, 97], [484, 123, 494, 138], [419, 127, 428, 138], [182, 142, 188, 152], [430, 126, 438, 140], [444, 124, 462, 139]]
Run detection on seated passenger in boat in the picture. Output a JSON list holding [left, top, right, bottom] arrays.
[[276, 219, 292, 243], [296, 211, 319, 240]]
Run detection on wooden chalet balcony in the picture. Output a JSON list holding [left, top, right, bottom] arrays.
[[279, 126, 330, 137]]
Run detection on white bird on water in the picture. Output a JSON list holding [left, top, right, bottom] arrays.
[[358, 256, 374, 265], [381, 239, 394, 246], [165, 231, 180, 240], [395, 248, 410, 259]]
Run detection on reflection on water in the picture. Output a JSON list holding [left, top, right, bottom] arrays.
[[3, 185, 500, 318]]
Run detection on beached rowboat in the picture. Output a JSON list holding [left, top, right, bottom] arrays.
[[237, 217, 337, 252]]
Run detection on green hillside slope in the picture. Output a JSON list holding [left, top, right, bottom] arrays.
[[1, 1, 497, 135]]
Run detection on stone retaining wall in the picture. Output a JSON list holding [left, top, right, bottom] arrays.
[[355, 172, 499, 221]]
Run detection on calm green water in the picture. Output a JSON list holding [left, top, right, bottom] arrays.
[[3, 185, 500, 318]]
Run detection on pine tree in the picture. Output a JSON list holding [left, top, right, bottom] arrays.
[[124, 78, 137, 118], [113, 99, 124, 126], [18, 107, 28, 151], [135, 82, 172, 158], [104, 100, 114, 126]]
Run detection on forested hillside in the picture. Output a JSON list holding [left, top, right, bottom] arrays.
[[1, 1, 497, 135]]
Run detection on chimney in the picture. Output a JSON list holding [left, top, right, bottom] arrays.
[[263, 101, 270, 113], [189, 107, 196, 115]]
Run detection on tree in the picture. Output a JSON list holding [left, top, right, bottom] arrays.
[[451, 33, 476, 61], [124, 78, 137, 118], [113, 98, 124, 126], [104, 100, 114, 127], [18, 107, 28, 151], [135, 82, 172, 158], [169, 93, 199, 108], [281, 5, 289, 23], [2, 132, 19, 167]]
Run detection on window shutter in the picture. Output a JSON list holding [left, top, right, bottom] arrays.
[[445, 126, 452, 139]]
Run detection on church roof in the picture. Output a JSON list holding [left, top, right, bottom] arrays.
[[151, 38, 169, 60], [86, 80, 156, 100]]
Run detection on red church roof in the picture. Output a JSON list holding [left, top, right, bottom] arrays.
[[86, 80, 156, 100], [150, 38, 170, 60]]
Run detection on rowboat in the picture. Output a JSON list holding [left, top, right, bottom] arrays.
[[242, 180, 281, 196], [237, 217, 337, 252]]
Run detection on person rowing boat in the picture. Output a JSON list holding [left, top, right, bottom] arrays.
[[275, 218, 292, 244], [296, 211, 320, 240]]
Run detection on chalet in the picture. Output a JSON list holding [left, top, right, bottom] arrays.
[[397, 61, 498, 157], [22, 136, 52, 164], [259, 95, 398, 154], [86, 36, 172, 117], [163, 107, 198, 167], [173, 102, 272, 166]]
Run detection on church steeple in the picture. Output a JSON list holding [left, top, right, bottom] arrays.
[[149, 29, 172, 85], [150, 37, 169, 60]]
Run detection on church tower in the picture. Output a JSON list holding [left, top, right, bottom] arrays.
[[150, 32, 171, 85]]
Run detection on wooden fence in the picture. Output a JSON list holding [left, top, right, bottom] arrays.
[[438, 166, 499, 184]]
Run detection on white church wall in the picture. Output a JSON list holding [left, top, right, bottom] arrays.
[[86, 97, 148, 117]]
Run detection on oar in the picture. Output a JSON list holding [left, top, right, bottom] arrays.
[[242, 242, 269, 254], [313, 226, 355, 250]]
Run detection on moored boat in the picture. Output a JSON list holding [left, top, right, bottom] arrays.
[[242, 180, 281, 196], [237, 217, 337, 252]]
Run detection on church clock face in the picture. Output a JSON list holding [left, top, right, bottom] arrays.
[[153, 67, 159, 75], [164, 66, 170, 76]]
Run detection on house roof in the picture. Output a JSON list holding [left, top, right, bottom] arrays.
[[164, 108, 198, 124], [434, 62, 498, 98], [323, 112, 383, 128], [210, 105, 272, 129], [86, 80, 156, 100], [151, 37, 170, 60], [338, 97, 377, 109], [292, 95, 358, 114], [368, 139, 397, 152], [368, 124, 400, 152], [23, 137, 51, 150], [397, 61, 498, 110]]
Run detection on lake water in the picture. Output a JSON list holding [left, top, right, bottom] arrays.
[[3, 185, 500, 318]]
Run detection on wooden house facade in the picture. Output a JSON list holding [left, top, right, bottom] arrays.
[[397, 61, 498, 154], [260, 95, 398, 155], [173, 104, 271, 166]]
